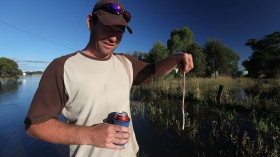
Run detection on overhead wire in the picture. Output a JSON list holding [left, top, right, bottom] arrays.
[[68, 0, 93, 48], [0, 0, 95, 51], [0, 20, 75, 51]]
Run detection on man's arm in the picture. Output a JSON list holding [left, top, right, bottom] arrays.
[[26, 118, 130, 150], [155, 52, 194, 77]]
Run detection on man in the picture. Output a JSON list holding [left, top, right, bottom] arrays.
[[24, 0, 194, 156]]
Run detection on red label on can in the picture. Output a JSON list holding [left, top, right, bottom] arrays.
[[115, 111, 129, 122]]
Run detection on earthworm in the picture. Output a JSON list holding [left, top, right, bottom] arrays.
[[182, 73, 186, 130]]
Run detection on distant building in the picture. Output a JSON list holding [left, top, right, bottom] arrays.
[[235, 70, 248, 77], [212, 71, 218, 77], [242, 70, 248, 76]]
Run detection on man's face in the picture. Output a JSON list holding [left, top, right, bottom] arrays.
[[91, 21, 125, 58]]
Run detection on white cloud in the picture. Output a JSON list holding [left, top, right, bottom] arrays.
[[13, 58, 50, 63]]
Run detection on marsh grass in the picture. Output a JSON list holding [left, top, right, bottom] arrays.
[[131, 76, 280, 157], [133, 76, 280, 113]]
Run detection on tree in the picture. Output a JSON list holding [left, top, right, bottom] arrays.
[[130, 50, 146, 61], [0, 57, 22, 78], [204, 39, 239, 77], [166, 27, 207, 77], [167, 26, 194, 54], [186, 43, 206, 76], [242, 31, 280, 78], [143, 41, 168, 63]]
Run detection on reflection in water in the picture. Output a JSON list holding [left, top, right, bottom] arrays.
[[0, 78, 22, 92], [132, 94, 280, 157], [235, 86, 249, 108], [132, 99, 199, 156]]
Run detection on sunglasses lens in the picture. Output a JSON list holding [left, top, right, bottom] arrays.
[[109, 4, 122, 14], [96, 3, 131, 23]]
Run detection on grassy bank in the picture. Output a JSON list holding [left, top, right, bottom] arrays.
[[132, 76, 280, 157], [132, 76, 280, 114]]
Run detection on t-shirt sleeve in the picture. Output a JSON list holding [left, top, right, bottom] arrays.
[[123, 54, 156, 85], [24, 57, 69, 126]]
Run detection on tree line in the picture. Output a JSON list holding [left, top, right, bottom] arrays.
[[1, 28, 279, 78], [130, 27, 280, 78]]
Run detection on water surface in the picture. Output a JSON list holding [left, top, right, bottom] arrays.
[[0, 76, 192, 157], [0, 76, 69, 157]]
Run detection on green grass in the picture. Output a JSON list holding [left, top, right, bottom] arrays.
[[133, 76, 280, 113]]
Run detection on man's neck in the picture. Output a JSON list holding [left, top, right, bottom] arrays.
[[82, 47, 112, 59]]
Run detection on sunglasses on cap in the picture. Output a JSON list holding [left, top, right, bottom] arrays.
[[92, 3, 131, 23]]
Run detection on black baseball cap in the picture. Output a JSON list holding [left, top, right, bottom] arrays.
[[92, 0, 133, 34]]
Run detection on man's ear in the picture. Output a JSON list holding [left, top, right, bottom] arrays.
[[87, 14, 92, 31]]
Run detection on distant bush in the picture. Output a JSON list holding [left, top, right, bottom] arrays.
[[25, 71, 44, 75], [0, 57, 22, 78]]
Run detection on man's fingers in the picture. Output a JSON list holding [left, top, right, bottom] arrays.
[[115, 131, 130, 139], [106, 142, 125, 150], [112, 137, 129, 145], [109, 125, 130, 149], [113, 125, 130, 133], [185, 54, 194, 73], [113, 129, 130, 145], [180, 53, 194, 73]]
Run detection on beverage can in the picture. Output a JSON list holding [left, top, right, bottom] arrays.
[[114, 111, 130, 128], [113, 111, 130, 146]]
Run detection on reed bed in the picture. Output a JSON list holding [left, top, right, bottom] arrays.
[[132, 76, 280, 157]]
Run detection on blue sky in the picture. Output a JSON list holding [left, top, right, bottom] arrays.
[[0, 0, 280, 72]]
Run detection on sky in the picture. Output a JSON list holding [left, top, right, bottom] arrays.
[[0, 0, 280, 72]]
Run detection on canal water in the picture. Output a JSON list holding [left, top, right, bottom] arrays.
[[0, 76, 193, 157]]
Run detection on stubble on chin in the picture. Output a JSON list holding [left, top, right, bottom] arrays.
[[95, 42, 116, 58]]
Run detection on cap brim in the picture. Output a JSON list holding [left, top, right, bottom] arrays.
[[95, 10, 133, 34]]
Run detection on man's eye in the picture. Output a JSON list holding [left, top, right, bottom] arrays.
[[117, 30, 124, 34]]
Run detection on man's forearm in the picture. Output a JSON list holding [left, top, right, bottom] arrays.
[[26, 118, 130, 149], [155, 53, 180, 77], [26, 118, 89, 145], [155, 52, 194, 77]]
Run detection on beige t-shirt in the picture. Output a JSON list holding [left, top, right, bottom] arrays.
[[25, 51, 155, 157]]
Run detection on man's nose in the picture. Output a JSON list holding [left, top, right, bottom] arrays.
[[108, 36, 117, 43]]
